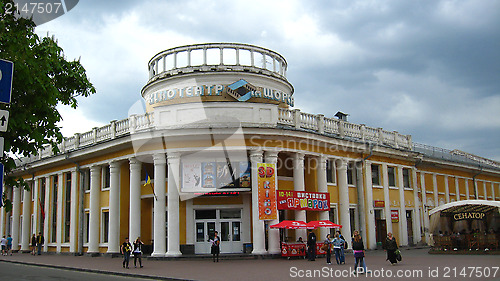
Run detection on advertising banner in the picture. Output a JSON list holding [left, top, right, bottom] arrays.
[[182, 160, 251, 192], [258, 163, 277, 220], [277, 190, 330, 211], [391, 210, 399, 223]]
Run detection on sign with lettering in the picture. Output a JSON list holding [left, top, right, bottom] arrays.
[[277, 190, 330, 211], [258, 163, 277, 220], [452, 212, 486, 221], [391, 210, 399, 223], [374, 200, 385, 208]]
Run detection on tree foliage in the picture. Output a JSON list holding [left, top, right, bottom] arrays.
[[0, 0, 95, 211]]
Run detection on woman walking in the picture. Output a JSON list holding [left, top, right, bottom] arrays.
[[332, 233, 345, 265], [352, 233, 366, 273], [210, 231, 220, 262], [133, 237, 144, 268], [30, 234, 37, 255], [384, 232, 399, 265], [324, 234, 332, 265]]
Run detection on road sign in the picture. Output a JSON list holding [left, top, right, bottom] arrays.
[[0, 109, 9, 132], [0, 59, 14, 104]]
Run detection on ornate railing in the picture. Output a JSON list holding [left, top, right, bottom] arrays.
[[277, 108, 413, 149]]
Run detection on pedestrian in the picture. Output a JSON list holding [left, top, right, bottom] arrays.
[[332, 232, 345, 264], [133, 237, 144, 268], [31, 234, 37, 255], [307, 229, 317, 261], [323, 234, 332, 265], [352, 231, 366, 270], [121, 237, 132, 269], [352, 233, 366, 274], [337, 230, 346, 264], [7, 235, 13, 255], [36, 232, 44, 255], [384, 232, 399, 265], [210, 231, 220, 262], [1, 236, 7, 256]]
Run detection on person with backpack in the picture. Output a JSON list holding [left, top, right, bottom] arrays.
[[121, 237, 132, 269]]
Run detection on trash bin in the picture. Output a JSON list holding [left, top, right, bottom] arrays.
[[243, 243, 253, 253]]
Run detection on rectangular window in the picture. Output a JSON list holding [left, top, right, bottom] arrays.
[[371, 165, 380, 186], [102, 166, 110, 190], [326, 160, 336, 184], [347, 162, 354, 185], [20, 188, 24, 202], [51, 175, 58, 243], [83, 169, 90, 191], [31, 181, 35, 201], [101, 210, 109, 243], [388, 167, 396, 187], [84, 212, 90, 244], [329, 207, 337, 237], [64, 173, 71, 243], [403, 168, 411, 188]]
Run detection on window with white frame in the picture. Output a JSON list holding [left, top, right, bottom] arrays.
[[31, 181, 35, 201], [82, 169, 91, 192], [101, 209, 109, 243], [371, 164, 380, 186], [388, 167, 396, 187], [403, 168, 411, 188], [102, 165, 110, 190], [326, 159, 336, 184], [347, 162, 354, 185], [84, 211, 90, 244], [64, 173, 71, 243], [329, 207, 337, 237], [51, 175, 58, 243]]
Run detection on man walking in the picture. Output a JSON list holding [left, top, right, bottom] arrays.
[[121, 237, 132, 269], [36, 232, 44, 255], [6, 235, 12, 255]]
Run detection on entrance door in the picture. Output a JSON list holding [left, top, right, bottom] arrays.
[[195, 221, 216, 254], [220, 221, 242, 253], [406, 210, 414, 246]]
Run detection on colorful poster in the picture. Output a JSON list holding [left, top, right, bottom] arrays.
[[276, 190, 330, 211], [182, 162, 202, 191], [216, 162, 233, 188], [391, 210, 399, 223], [238, 162, 251, 188], [258, 163, 277, 220], [201, 162, 216, 189]]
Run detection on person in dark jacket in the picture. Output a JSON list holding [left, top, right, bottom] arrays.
[[384, 232, 398, 265], [210, 231, 220, 262], [352, 233, 366, 273], [307, 229, 317, 261], [324, 234, 332, 264], [36, 232, 44, 255], [31, 234, 37, 255]]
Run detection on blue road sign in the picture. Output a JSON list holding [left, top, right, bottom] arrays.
[[0, 59, 14, 104]]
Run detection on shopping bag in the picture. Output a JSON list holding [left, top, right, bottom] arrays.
[[395, 249, 402, 261]]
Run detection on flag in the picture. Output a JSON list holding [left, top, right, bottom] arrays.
[[144, 170, 157, 201], [38, 198, 45, 220]]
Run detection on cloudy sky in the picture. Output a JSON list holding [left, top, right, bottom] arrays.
[[34, 0, 500, 161]]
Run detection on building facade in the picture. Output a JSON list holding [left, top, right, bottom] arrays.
[[4, 43, 500, 256]]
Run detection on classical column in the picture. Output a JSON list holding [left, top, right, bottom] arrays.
[[432, 174, 438, 206], [88, 165, 101, 254], [265, 150, 280, 255], [412, 168, 422, 244], [32, 179, 39, 237], [420, 173, 430, 244], [129, 158, 142, 244], [152, 153, 167, 257], [397, 166, 408, 246], [465, 179, 470, 199], [56, 173, 63, 252], [492, 182, 496, 200], [43, 176, 50, 252], [107, 161, 122, 254], [69, 170, 78, 253], [444, 176, 450, 203], [336, 159, 351, 248], [364, 161, 376, 249], [20, 185, 32, 252], [381, 164, 392, 234], [455, 178, 460, 201], [11, 187, 21, 251], [250, 150, 266, 255], [317, 155, 329, 240], [355, 162, 367, 246], [293, 152, 307, 240], [166, 152, 181, 256], [483, 181, 487, 200]]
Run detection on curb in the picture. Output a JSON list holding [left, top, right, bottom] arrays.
[[0, 259, 197, 281]]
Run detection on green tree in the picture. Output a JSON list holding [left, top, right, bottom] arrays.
[[0, 0, 95, 211]]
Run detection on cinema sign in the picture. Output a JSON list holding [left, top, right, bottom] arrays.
[[452, 212, 486, 221]]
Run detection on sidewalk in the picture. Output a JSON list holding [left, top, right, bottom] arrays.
[[1, 248, 499, 281]]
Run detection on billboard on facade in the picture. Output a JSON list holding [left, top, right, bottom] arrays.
[[277, 190, 330, 211], [182, 160, 251, 193], [258, 163, 278, 220]]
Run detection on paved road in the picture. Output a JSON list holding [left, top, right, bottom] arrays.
[[0, 262, 155, 281], [0, 249, 499, 281]]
